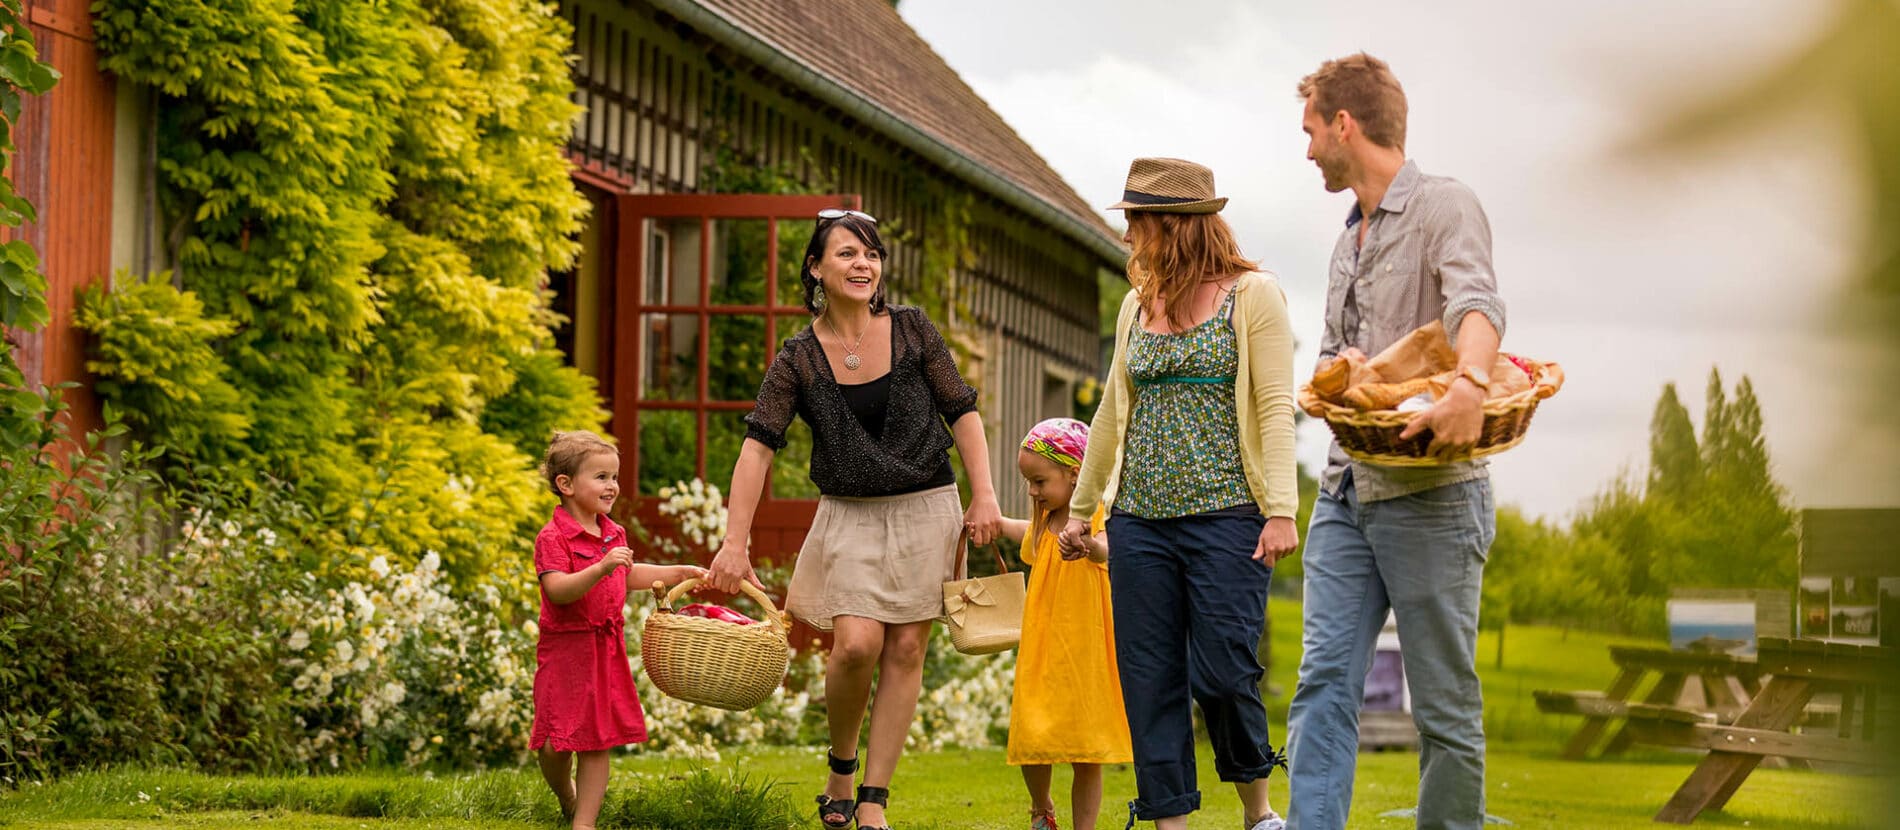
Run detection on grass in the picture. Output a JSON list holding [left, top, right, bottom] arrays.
[[0, 767, 803, 829], [1, 602, 1884, 829], [0, 747, 1880, 829]]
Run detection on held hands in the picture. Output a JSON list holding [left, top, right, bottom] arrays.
[[1399, 377, 1485, 460], [708, 536, 763, 593], [1254, 516, 1299, 566], [669, 564, 711, 589], [963, 493, 1003, 546], [1057, 517, 1093, 561]]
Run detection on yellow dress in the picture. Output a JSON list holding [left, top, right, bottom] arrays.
[[1006, 507, 1133, 765]]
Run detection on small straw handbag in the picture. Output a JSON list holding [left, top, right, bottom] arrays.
[[640, 578, 791, 711], [940, 528, 1026, 656], [1299, 358, 1565, 466]]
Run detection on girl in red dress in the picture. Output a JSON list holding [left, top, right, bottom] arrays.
[[532, 431, 705, 830]]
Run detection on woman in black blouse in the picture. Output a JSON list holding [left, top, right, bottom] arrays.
[[708, 210, 1002, 830]]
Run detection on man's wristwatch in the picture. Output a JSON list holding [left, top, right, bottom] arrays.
[[1456, 364, 1491, 394]]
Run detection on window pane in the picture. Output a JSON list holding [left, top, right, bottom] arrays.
[[777, 218, 816, 309], [771, 417, 819, 500], [710, 219, 769, 306], [637, 410, 697, 497], [640, 313, 699, 401], [709, 314, 767, 402], [645, 218, 702, 306], [774, 313, 812, 350], [706, 410, 750, 496]]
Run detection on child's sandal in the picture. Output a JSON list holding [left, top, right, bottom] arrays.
[[816, 752, 858, 829], [855, 785, 893, 830]]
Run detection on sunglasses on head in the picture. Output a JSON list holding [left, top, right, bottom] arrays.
[[817, 208, 878, 224]]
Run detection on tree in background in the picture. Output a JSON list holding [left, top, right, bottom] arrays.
[[1484, 368, 1796, 640], [1647, 382, 1700, 504]]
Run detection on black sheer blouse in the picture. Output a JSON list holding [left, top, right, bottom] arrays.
[[744, 305, 979, 497]]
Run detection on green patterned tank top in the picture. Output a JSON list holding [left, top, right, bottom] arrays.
[[1118, 291, 1254, 519]]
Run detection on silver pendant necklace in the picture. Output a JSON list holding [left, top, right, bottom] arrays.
[[823, 314, 869, 371]]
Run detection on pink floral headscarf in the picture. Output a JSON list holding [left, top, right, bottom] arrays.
[[1020, 417, 1089, 469]]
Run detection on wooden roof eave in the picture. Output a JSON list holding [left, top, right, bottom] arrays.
[[649, 0, 1127, 269]]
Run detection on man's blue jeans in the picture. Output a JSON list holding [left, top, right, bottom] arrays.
[[1285, 471, 1495, 830]]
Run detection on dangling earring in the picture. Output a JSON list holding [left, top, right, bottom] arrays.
[[814, 283, 827, 310]]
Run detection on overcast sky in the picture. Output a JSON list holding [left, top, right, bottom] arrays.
[[900, 0, 1897, 520]]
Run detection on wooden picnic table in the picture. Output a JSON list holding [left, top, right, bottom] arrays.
[[1626, 637, 1895, 824], [1534, 644, 1762, 760]]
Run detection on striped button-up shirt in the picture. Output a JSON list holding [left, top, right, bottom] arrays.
[[1319, 161, 1508, 502]]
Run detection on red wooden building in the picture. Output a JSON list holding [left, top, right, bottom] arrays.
[[8, 0, 117, 431], [12, 0, 1123, 574]]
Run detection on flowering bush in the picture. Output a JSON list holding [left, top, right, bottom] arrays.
[[655, 479, 728, 554], [1, 418, 305, 778], [280, 553, 537, 769], [3, 448, 1017, 780], [911, 625, 1016, 751]]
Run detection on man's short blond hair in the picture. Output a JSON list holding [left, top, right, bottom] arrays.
[[1298, 52, 1408, 151]]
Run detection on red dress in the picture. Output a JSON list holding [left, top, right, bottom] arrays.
[[529, 507, 648, 751]]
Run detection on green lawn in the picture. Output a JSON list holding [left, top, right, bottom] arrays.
[[0, 747, 1880, 829], [2, 603, 1883, 829]]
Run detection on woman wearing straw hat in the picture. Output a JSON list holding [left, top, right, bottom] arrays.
[[1060, 157, 1300, 830], [707, 209, 1004, 830]]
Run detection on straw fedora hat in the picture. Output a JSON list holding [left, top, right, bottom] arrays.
[[1105, 157, 1228, 214]]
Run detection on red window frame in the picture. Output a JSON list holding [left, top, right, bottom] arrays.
[[608, 193, 862, 535]]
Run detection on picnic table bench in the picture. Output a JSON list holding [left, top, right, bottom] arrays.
[[1534, 645, 1761, 760], [1641, 637, 1894, 824]]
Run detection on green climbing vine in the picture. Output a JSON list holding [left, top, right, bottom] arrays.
[[81, 0, 601, 586]]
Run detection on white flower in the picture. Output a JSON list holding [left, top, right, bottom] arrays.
[[288, 630, 310, 652], [335, 640, 355, 664], [368, 556, 391, 578]]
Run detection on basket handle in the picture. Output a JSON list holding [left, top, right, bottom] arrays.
[[951, 526, 1010, 579], [657, 577, 789, 630]]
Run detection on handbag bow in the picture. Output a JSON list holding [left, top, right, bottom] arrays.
[[943, 580, 997, 627]]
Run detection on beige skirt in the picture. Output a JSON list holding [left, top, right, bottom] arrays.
[[785, 484, 964, 631]]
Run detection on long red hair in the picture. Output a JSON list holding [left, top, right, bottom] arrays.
[[1125, 211, 1260, 331]]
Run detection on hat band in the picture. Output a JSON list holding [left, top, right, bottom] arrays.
[[1120, 190, 1206, 206]]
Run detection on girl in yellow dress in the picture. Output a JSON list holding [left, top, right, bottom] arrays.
[[1000, 417, 1133, 830]]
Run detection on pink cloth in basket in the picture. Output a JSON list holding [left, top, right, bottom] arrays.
[[678, 603, 758, 625]]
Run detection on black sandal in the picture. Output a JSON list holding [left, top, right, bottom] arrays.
[[855, 785, 893, 830], [815, 752, 858, 829]]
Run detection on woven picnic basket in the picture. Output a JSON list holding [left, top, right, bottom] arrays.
[[639, 578, 790, 711], [1298, 358, 1565, 467]]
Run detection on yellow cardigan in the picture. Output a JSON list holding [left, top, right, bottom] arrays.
[[1068, 270, 1299, 520]]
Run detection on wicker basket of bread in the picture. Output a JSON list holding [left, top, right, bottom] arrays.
[[1297, 321, 1563, 467]]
